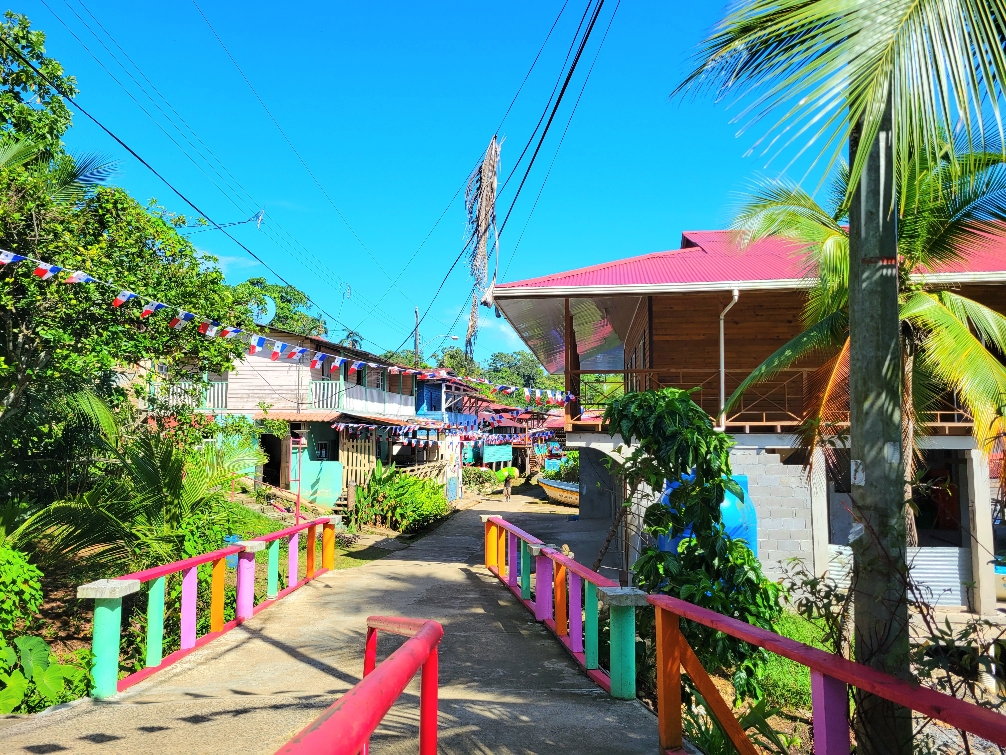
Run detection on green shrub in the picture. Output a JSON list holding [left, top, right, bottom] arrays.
[[540, 450, 578, 482], [0, 635, 88, 713], [357, 462, 451, 533], [462, 465, 498, 493], [0, 548, 43, 634]]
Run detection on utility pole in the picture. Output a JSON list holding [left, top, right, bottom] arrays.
[[848, 94, 911, 754], [414, 307, 420, 368]]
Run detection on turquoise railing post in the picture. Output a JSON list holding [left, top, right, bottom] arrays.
[[237, 541, 265, 619], [520, 540, 531, 601], [180, 566, 198, 650], [267, 539, 280, 599], [77, 579, 141, 699], [599, 586, 648, 699], [530, 544, 555, 622], [145, 576, 166, 667], [585, 582, 599, 669]]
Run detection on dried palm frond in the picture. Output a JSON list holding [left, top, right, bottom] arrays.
[[799, 339, 850, 483], [464, 137, 501, 356], [465, 292, 480, 358]]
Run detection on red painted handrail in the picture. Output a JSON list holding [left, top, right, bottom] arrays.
[[116, 545, 245, 583], [541, 546, 619, 588], [277, 616, 444, 755], [648, 593, 1006, 747], [486, 515, 544, 545], [252, 517, 331, 543]]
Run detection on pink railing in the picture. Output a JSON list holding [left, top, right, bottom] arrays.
[[277, 616, 444, 755], [482, 515, 625, 695], [77, 517, 335, 698]]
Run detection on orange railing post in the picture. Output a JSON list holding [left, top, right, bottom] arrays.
[[306, 524, 317, 578], [210, 556, 226, 633], [554, 562, 568, 636], [655, 606, 682, 751]]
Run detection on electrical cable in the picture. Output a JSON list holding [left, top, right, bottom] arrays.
[[42, 0, 416, 338], [0, 36, 397, 354], [190, 0, 419, 307], [392, 0, 609, 353]]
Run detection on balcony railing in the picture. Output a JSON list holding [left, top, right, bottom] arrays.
[[310, 380, 416, 417], [149, 381, 228, 411]]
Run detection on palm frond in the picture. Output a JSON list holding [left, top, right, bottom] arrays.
[[676, 1, 1006, 197], [800, 338, 851, 484], [903, 291, 1006, 450], [726, 309, 848, 411], [0, 136, 41, 171], [464, 137, 500, 357], [42, 152, 118, 204]]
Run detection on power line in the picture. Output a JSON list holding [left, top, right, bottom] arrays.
[[189, 0, 421, 310], [0, 36, 396, 354], [394, 0, 609, 353], [45, 0, 416, 339]]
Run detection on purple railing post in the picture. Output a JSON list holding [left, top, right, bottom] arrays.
[[569, 573, 583, 653], [507, 532, 519, 588], [288, 532, 300, 587], [180, 566, 197, 649], [530, 544, 554, 622], [811, 670, 850, 754], [236, 541, 265, 620]]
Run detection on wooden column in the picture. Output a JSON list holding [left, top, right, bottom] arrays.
[[564, 298, 580, 428]]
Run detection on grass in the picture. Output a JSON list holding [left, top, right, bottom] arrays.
[[761, 610, 829, 711]]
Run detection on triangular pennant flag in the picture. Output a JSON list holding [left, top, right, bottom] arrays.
[[523, 387, 531, 402], [113, 291, 137, 307], [0, 251, 26, 265], [248, 335, 266, 355], [198, 319, 220, 337], [219, 326, 242, 338], [33, 263, 62, 280], [169, 311, 195, 329], [141, 301, 167, 318], [271, 342, 288, 361], [310, 353, 329, 370], [286, 347, 307, 361], [65, 270, 97, 284]]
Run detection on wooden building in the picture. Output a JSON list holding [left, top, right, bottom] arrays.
[[494, 230, 1006, 612]]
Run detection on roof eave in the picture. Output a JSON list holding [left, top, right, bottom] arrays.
[[494, 278, 815, 299]]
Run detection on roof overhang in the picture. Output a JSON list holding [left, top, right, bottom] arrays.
[[494, 278, 814, 299]]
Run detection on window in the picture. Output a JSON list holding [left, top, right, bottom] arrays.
[[316, 441, 329, 460]]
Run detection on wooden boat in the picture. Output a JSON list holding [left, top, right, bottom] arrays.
[[537, 478, 579, 506]]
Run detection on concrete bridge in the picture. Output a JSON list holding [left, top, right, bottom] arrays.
[[0, 498, 657, 755]]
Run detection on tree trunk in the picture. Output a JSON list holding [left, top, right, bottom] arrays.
[[903, 348, 919, 547], [848, 94, 913, 754]]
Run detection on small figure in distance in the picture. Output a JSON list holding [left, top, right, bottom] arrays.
[[503, 473, 512, 502]]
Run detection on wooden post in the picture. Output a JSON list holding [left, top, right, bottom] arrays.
[[812, 670, 851, 754], [507, 531, 519, 588], [146, 575, 165, 668], [211, 557, 226, 632], [419, 647, 439, 755], [585, 582, 599, 669], [569, 573, 583, 653], [180, 565, 197, 649], [306, 524, 317, 578], [267, 540, 280, 599], [554, 563, 568, 636], [485, 519, 497, 570], [288, 531, 300, 586], [532, 545, 554, 622], [520, 540, 531, 601], [77, 578, 140, 699], [236, 541, 265, 620], [322, 522, 336, 570], [600, 586, 647, 699], [656, 607, 683, 751], [497, 525, 507, 578]]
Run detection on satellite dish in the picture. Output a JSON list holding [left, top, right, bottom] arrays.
[[251, 295, 277, 326]]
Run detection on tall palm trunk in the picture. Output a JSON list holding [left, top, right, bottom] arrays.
[[903, 346, 919, 547], [848, 96, 913, 754]]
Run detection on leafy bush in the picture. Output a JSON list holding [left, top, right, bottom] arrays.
[[0, 635, 87, 713], [357, 461, 452, 533], [540, 450, 578, 482], [462, 465, 498, 493], [682, 694, 798, 754], [0, 548, 43, 634], [760, 610, 828, 710], [605, 388, 782, 701]]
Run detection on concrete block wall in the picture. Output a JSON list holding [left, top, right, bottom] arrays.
[[729, 449, 814, 578]]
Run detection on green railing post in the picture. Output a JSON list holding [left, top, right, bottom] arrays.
[[599, 586, 647, 700], [520, 540, 531, 601], [585, 581, 598, 669], [77, 579, 141, 699], [145, 576, 166, 668], [267, 539, 280, 599]]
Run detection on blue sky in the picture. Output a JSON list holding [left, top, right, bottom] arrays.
[[26, 0, 771, 363]]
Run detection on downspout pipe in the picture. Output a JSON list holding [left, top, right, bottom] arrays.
[[716, 289, 740, 431]]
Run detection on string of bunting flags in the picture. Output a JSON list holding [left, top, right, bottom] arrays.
[[0, 249, 578, 402], [328, 420, 555, 445]]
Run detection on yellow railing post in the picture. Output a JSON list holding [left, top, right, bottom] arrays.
[[322, 521, 336, 570]]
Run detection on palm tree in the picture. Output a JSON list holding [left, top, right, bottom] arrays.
[[0, 135, 116, 205], [730, 140, 1006, 538], [337, 328, 364, 350], [680, 6, 1006, 749]]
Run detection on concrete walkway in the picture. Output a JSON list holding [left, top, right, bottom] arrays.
[[3, 494, 657, 754]]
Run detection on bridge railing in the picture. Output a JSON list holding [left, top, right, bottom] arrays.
[[648, 592, 1006, 754], [482, 515, 634, 697], [77, 517, 335, 698], [277, 615, 444, 755]]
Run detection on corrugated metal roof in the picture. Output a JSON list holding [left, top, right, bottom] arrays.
[[495, 229, 1006, 291]]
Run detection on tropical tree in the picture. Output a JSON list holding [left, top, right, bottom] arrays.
[[729, 141, 1006, 536], [337, 328, 364, 350], [232, 277, 326, 337], [680, 5, 1006, 750]]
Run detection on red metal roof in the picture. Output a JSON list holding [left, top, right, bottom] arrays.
[[495, 230, 1006, 291]]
